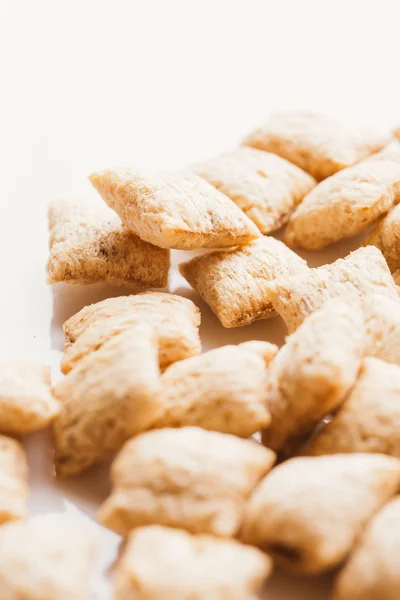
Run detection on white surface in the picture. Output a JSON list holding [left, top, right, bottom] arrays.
[[0, 0, 399, 597]]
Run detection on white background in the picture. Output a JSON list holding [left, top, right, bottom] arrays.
[[0, 1, 399, 597]]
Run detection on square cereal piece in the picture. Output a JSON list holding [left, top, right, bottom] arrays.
[[47, 198, 170, 287], [0, 435, 28, 524], [179, 237, 308, 328], [89, 169, 260, 249], [114, 525, 272, 600], [243, 111, 390, 181], [191, 147, 316, 234]]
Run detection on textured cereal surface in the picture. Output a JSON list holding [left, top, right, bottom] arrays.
[[261, 300, 364, 452], [333, 497, 400, 600], [269, 246, 398, 333], [0, 436, 28, 524], [363, 203, 400, 271], [0, 515, 96, 600], [153, 341, 277, 437], [243, 111, 390, 180], [241, 454, 400, 575], [53, 325, 162, 477], [0, 361, 58, 435], [99, 427, 276, 537], [62, 292, 201, 373], [192, 147, 316, 234], [114, 525, 272, 600], [89, 169, 260, 249], [363, 293, 400, 365], [47, 198, 170, 286], [180, 237, 308, 328], [306, 358, 400, 457]]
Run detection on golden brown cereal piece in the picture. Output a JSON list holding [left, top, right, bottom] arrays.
[[0, 515, 96, 600], [333, 497, 400, 600], [0, 435, 28, 524], [179, 237, 308, 328], [99, 427, 276, 537], [243, 111, 390, 181], [153, 341, 277, 437], [61, 292, 201, 373], [363, 203, 400, 271], [393, 269, 400, 285], [114, 525, 272, 600], [241, 454, 400, 575], [306, 358, 400, 457], [0, 361, 58, 435], [284, 158, 400, 249], [47, 198, 170, 287], [363, 293, 400, 366], [53, 324, 162, 477], [192, 147, 316, 234], [261, 299, 364, 453], [269, 246, 398, 333], [89, 169, 260, 250]]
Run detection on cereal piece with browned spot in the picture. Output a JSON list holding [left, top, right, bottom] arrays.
[[243, 111, 390, 181], [47, 198, 170, 287], [114, 525, 272, 600], [153, 341, 277, 437], [179, 237, 308, 328], [261, 299, 364, 453], [241, 454, 400, 575], [53, 324, 162, 477], [269, 246, 398, 333], [192, 147, 316, 234], [61, 292, 201, 374], [363, 203, 400, 271], [0, 436, 28, 524], [99, 427, 276, 537], [333, 497, 400, 600], [89, 169, 260, 249]]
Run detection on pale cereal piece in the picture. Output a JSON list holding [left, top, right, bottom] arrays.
[[0, 435, 28, 524], [363, 293, 400, 366], [153, 342, 276, 437], [363, 203, 400, 271], [0, 361, 58, 435], [61, 292, 201, 374], [99, 426, 276, 537], [243, 111, 390, 181], [53, 324, 162, 477], [306, 358, 400, 457], [0, 515, 96, 600], [192, 147, 316, 234], [236, 340, 278, 364], [261, 299, 364, 453], [114, 525, 272, 600], [269, 246, 398, 333], [179, 237, 308, 328], [284, 158, 400, 249], [333, 497, 400, 600], [89, 168, 260, 250], [47, 198, 170, 287], [241, 454, 400, 575]]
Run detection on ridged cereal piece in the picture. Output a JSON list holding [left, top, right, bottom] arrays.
[[363, 293, 400, 366], [62, 292, 201, 373], [241, 454, 400, 574], [269, 246, 398, 333], [53, 325, 161, 477], [243, 111, 390, 180], [99, 427, 275, 537], [0, 361, 58, 435], [0, 515, 96, 600], [333, 498, 400, 600], [0, 435, 28, 524], [89, 169, 260, 250], [153, 341, 277, 437], [47, 198, 170, 287], [114, 525, 271, 600], [363, 203, 400, 271], [192, 147, 316, 234], [179, 237, 308, 328], [306, 358, 400, 457], [261, 300, 364, 452], [284, 156, 400, 249]]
